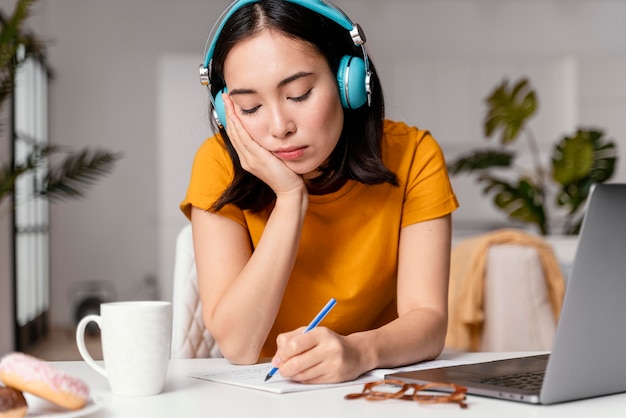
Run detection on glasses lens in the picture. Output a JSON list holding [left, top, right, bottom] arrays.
[[410, 383, 468, 407], [365, 380, 407, 400]]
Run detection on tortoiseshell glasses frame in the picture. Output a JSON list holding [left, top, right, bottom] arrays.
[[345, 379, 468, 409]]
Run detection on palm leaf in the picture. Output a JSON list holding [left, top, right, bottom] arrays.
[[0, 0, 121, 213], [0, 140, 44, 200], [0, 0, 42, 105], [42, 148, 122, 202], [0, 160, 30, 197]]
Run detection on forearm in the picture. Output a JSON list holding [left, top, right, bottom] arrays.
[[348, 307, 448, 374], [208, 189, 308, 363], [354, 216, 451, 369]]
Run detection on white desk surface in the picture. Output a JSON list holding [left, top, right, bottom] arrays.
[[51, 351, 625, 418]]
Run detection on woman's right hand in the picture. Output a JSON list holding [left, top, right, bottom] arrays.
[[222, 93, 305, 197]]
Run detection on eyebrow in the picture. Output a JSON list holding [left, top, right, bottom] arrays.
[[228, 71, 314, 96]]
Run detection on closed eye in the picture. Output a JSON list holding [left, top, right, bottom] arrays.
[[238, 88, 312, 115], [240, 105, 261, 115], [289, 88, 312, 102]]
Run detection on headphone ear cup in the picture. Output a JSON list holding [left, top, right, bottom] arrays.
[[336, 55, 367, 109], [213, 88, 227, 129]]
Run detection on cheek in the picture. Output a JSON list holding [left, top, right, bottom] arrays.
[[311, 95, 344, 142], [238, 118, 268, 145]]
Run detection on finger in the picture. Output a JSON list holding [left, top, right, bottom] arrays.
[[222, 94, 247, 154], [222, 95, 269, 177], [276, 327, 307, 348], [275, 327, 313, 359], [293, 365, 332, 384], [274, 331, 324, 376], [280, 345, 333, 383]]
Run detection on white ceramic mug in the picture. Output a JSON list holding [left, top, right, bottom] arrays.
[[76, 301, 172, 396]]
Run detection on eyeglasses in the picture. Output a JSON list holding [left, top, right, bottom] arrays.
[[345, 379, 468, 409]]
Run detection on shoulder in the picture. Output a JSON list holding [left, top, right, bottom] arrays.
[[194, 134, 230, 163], [182, 133, 235, 215], [381, 120, 445, 170], [381, 121, 459, 225], [190, 134, 234, 178]]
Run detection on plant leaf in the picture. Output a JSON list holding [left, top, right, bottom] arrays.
[[0, 161, 28, 198], [479, 176, 548, 234], [41, 148, 122, 202], [552, 130, 595, 184], [447, 149, 514, 175], [0, 0, 122, 214], [0, 0, 42, 105], [553, 129, 618, 215], [0, 142, 45, 201], [484, 78, 537, 145]]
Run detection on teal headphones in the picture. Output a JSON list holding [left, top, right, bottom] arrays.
[[199, 0, 372, 129]]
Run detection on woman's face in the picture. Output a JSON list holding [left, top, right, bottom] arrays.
[[223, 29, 344, 179]]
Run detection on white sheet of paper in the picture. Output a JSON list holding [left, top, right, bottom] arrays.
[[188, 358, 471, 394]]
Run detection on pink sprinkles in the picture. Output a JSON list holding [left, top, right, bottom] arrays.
[[0, 352, 90, 399]]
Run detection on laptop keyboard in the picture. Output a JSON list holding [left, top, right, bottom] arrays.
[[475, 371, 545, 391]]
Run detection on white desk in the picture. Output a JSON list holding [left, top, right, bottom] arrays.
[[52, 352, 625, 418]]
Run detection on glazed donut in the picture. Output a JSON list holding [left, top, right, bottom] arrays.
[[0, 386, 27, 418], [0, 353, 89, 411]]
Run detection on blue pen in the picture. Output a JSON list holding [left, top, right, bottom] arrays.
[[264, 297, 337, 382]]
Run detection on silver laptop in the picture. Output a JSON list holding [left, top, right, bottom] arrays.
[[389, 183, 626, 404]]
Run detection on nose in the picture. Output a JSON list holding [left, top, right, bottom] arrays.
[[268, 104, 296, 139]]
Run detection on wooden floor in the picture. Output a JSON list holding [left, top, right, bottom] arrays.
[[24, 327, 103, 362]]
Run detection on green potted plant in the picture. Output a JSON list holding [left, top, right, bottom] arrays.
[[0, 0, 120, 217], [447, 77, 618, 235]]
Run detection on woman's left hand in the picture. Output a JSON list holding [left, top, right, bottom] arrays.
[[271, 327, 368, 384]]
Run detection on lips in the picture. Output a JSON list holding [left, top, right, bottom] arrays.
[[273, 146, 307, 160]]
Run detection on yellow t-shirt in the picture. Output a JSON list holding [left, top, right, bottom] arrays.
[[180, 120, 459, 358]]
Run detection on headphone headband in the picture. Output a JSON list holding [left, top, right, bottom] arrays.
[[202, 0, 355, 70]]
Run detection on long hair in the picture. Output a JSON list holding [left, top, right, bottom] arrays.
[[209, 0, 398, 213]]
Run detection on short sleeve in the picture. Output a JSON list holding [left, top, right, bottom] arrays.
[[381, 121, 458, 228], [179, 135, 246, 227], [402, 132, 458, 226]]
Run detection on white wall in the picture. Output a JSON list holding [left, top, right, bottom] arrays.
[[1, 0, 625, 337]]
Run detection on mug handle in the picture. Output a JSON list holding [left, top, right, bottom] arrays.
[[75, 314, 107, 378]]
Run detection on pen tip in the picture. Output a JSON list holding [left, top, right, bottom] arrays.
[[264, 373, 271, 382]]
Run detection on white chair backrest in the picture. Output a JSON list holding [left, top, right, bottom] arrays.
[[481, 244, 557, 351], [171, 224, 222, 359]]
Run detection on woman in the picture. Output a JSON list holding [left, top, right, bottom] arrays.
[[180, 0, 459, 384]]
